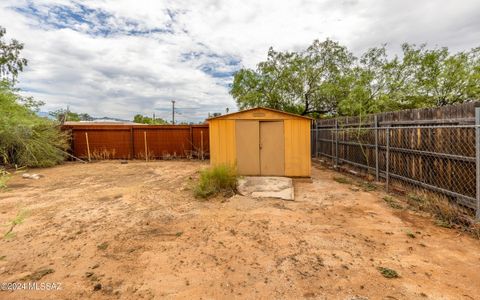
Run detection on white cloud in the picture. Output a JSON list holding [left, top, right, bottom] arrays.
[[1, 0, 479, 122]]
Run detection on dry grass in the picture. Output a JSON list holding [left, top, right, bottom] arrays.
[[383, 195, 403, 210], [333, 176, 352, 184], [0, 168, 10, 189], [194, 164, 237, 199], [90, 148, 116, 160], [406, 192, 480, 239], [318, 160, 480, 239]]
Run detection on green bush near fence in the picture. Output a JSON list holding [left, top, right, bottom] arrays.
[[0, 81, 69, 168]]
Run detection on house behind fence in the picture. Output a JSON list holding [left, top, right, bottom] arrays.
[[311, 101, 480, 219], [62, 123, 209, 160]]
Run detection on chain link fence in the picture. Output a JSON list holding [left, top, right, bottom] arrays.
[[312, 117, 480, 220]]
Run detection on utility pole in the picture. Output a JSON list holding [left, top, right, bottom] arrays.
[[65, 105, 70, 123], [171, 100, 175, 124]]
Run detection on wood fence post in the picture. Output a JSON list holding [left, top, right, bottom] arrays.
[[190, 126, 194, 158], [386, 127, 390, 193], [200, 130, 204, 161], [331, 125, 334, 165], [374, 115, 379, 181], [335, 119, 339, 167], [71, 129, 75, 159], [475, 107, 480, 220], [144, 131, 148, 162], [130, 127, 135, 159], [315, 120, 319, 158], [85, 132, 91, 162]]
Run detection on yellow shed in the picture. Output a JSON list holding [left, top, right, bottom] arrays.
[[207, 107, 313, 177]]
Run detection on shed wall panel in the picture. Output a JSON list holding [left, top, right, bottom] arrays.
[[209, 119, 236, 167], [284, 119, 311, 176]]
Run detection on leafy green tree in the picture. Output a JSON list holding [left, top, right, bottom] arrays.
[[49, 109, 93, 122], [337, 46, 409, 116], [208, 112, 222, 118], [233, 39, 480, 118], [338, 43, 480, 116], [133, 114, 167, 124], [403, 44, 480, 107], [231, 39, 354, 116], [0, 27, 69, 168], [0, 26, 28, 82]]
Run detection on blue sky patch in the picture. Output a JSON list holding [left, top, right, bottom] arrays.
[[12, 1, 173, 36], [180, 51, 241, 81]]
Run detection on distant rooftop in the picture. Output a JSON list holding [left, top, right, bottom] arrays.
[[64, 120, 139, 125]]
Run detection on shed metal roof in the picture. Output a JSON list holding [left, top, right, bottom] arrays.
[[207, 107, 314, 121]]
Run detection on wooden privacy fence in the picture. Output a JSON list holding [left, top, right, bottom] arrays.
[[311, 102, 480, 219], [62, 124, 209, 160]]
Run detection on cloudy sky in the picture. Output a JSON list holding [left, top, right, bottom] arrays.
[[1, 0, 479, 122]]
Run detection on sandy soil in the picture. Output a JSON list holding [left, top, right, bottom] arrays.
[[0, 160, 479, 300]]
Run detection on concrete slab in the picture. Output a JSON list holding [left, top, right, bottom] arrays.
[[237, 176, 294, 200]]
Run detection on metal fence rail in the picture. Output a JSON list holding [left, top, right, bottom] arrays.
[[312, 110, 480, 220]]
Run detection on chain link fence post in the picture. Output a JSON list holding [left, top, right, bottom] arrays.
[[476, 107, 480, 220], [335, 119, 339, 167], [374, 115, 379, 182], [315, 120, 319, 158], [331, 127, 335, 165], [386, 126, 390, 193]]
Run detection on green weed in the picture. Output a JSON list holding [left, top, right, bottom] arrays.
[[3, 209, 29, 239], [333, 176, 351, 184], [97, 242, 109, 250], [377, 267, 399, 278], [0, 168, 10, 189], [383, 196, 403, 209], [359, 181, 377, 191]]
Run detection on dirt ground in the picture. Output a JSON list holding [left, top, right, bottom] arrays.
[[0, 160, 479, 300]]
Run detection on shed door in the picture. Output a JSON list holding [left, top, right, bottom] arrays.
[[260, 121, 285, 176], [235, 121, 260, 175]]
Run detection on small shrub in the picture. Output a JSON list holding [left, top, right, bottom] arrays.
[[0, 81, 69, 167], [0, 168, 10, 189], [434, 219, 452, 228], [194, 165, 237, 199], [377, 267, 399, 278], [472, 224, 480, 240], [333, 176, 351, 184], [359, 181, 377, 191], [407, 193, 427, 208], [22, 268, 54, 281], [383, 195, 403, 209], [97, 242, 109, 250]]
